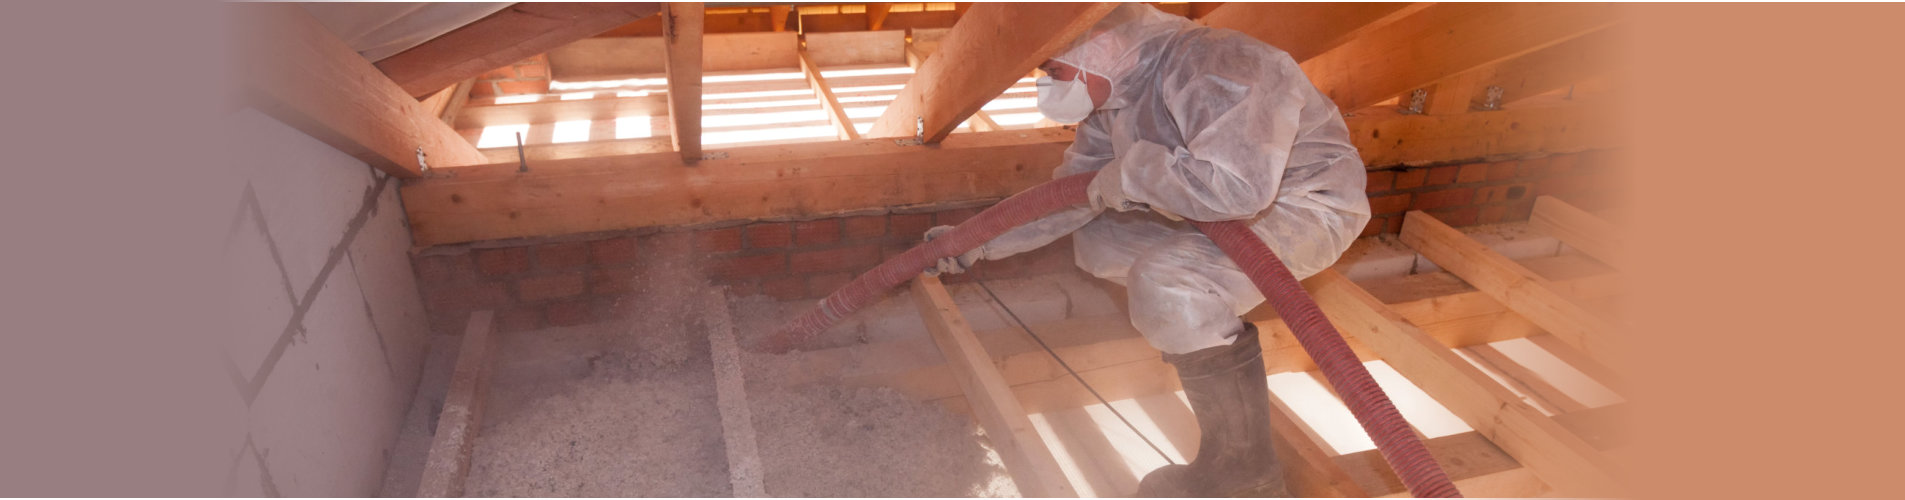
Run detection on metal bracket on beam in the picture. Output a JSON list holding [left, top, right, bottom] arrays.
[[1478, 85, 1505, 111], [415, 147, 430, 172], [1400, 88, 1427, 114]]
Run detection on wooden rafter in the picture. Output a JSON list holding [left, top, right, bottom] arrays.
[[1418, 25, 1626, 115], [416, 311, 495, 497], [232, 3, 487, 178], [401, 128, 1074, 247], [799, 51, 862, 141], [1300, 3, 1621, 112], [910, 275, 1077, 498], [865, 3, 1116, 142], [900, 43, 1003, 133], [375, 3, 662, 97], [663, 2, 705, 163], [1400, 211, 1623, 368], [1199, 2, 1425, 62], [1303, 270, 1624, 496], [1530, 195, 1623, 268]]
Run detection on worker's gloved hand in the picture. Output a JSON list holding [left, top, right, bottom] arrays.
[[922, 225, 984, 276], [1086, 161, 1139, 213]]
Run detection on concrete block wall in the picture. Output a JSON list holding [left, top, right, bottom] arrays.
[[220, 109, 434, 496]]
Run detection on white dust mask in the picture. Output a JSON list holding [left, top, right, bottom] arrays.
[[1036, 73, 1095, 124]]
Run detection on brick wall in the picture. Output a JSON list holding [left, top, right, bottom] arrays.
[[412, 150, 1620, 335], [467, 54, 551, 98]]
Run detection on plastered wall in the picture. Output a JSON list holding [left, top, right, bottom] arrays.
[[220, 109, 433, 496]]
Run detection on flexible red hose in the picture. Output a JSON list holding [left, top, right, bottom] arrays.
[[762, 172, 1461, 497]]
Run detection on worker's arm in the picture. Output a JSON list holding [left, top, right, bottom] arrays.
[[1089, 41, 1306, 222], [925, 117, 1115, 275]]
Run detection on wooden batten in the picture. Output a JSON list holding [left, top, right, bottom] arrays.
[[1529, 195, 1624, 268], [663, 3, 705, 163]]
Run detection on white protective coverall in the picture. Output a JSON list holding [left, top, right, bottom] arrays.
[[959, 4, 1371, 354]]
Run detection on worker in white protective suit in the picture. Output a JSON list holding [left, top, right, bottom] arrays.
[[924, 4, 1370, 497]]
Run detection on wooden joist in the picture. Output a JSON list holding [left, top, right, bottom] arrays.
[[232, 4, 488, 178], [1349, 100, 1618, 167], [1302, 270, 1624, 496], [910, 275, 1077, 498], [798, 51, 861, 141], [375, 3, 661, 97], [1300, 3, 1621, 112], [1198, 2, 1426, 62], [1530, 195, 1623, 267], [1399, 211, 1622, 367], [401, 128, 1073, 246], [1267, 392, 1372, 497], [663, 3, 705, 163], [416, 311, 495, 498], [865, 3, 1117, 142]]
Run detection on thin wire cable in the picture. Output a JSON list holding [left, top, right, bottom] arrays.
[[970, 273, 1177, 465]]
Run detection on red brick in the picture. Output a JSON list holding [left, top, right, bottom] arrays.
[[694, 227, 744, 253], [889, 213, 934, 241], [545, 299, 594, 327], [469, 82, 499, 98], [1428, 206, 1480, 227], [517, 272, 585, 302], [1361, 216, 1389, 238], [473, 247, 529, 276], [789, 244, 881, 274], [709, 253, 785, 280], [1456, 164, 1490, 184], [842, 216, 886, 240], [807, 272, 855, 298], [1478, 205, 1511, 224], [590, 237, 639, 266], [413, 254, 472, 285], [760, 276, 808, 300], [1425, 166, 1460, 186], [1366, 170, 1396, 192], [746, 222, 792, 248], [590, 267, 638, 296], [1411, 188, 1476, 211], [515, 62, 548, 79], [494, 306, 544, 333], [424, 281, 509, 313], [1381, 216, 1403, 235], [1475, 183, 1534, 204], [1368, 194, 1412, 215], [494, 79, 549, 95], [793, 220, 842, 245], [936, 207, 984, 226], [1486, 161, 1520, 182], [1393, 169, 1428, 189], [536, 242, 589, 270], [1516, 157, 1553, 178]]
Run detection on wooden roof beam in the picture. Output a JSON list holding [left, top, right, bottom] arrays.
[[865, 3, 1117, 143], [663, 3, 705, 163], [1303, 270, 1625, 496], [1399, 210, 1624, 368], [1300, 3, 1622, 112], [1415, 25, 1627, 115], [1198, 2, 1425, 63], [232, 4, 487, 178], [1350, 100, 1618, 167], [911, 275, 1078, 498], [374, 3, 661, 98]]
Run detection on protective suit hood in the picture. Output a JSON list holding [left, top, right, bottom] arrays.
[[1048, 3, 1198, 110]]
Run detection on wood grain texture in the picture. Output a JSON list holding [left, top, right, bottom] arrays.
[[663, 3, 705, 162], [376, 2, 662, 97], [1530, 195, 1624, 267]]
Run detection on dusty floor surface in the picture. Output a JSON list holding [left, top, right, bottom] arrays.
[[744, 382, 1021, 497]]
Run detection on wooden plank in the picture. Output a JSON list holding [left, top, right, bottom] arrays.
[[1400, 210, 1622, 367], [1530, 195, 1624, 267], [416, 311, 496, 498], [1268, 391, 1372, 497], [1300, 3, 1622, 112], [1303, 269, 1623, 496], [547, 32, 800, 80], [704, 291, 767, 497], [769, 5, 791, 32], [1334, 431, 1546, 498], [798, 51, 862, 141], [663, 3, 705, 163], [1462, 345, 1587, 414], [898, 43, 1002, 133], [805, 30, 908, 67], [1198, 3, 1423, 62], [375, 3, 661, 97], [1351, 98, 1618, 167], [865, 3, 1117, 142], [866, 3, 893, 31], [473, 136, 675, 165], [400, 128, 1072, 246], [910, 275, 1077, 498], [419, 83, 460, 123], [232, 3, 488, 178], [1416, 26, 1626, 114], [1526, 334, 1627, 393]]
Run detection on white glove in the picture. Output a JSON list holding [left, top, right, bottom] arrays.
[[1087, 153, 1185, 221], [922, 225, 984, 276]]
